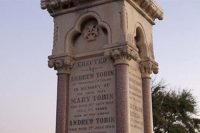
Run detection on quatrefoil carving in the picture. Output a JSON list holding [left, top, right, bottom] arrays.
[[83, 25, 99, 41]]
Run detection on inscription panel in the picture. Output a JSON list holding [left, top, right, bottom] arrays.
[[68, 56, 116, 133], [129, 60, 144, 132]]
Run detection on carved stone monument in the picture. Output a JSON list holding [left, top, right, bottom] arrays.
[[41, 0, 163, 133]]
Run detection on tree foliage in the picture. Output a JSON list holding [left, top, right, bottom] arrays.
[[152, 81, 200, 133]]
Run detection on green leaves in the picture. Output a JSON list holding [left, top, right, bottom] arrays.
[[152, 81, 200, 133]]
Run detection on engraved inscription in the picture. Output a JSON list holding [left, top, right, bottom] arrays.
[[69, 56, 116, 133], [129, 60, 144, 132]]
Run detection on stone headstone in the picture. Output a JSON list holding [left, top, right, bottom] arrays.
[[41, 0, 163, 133]]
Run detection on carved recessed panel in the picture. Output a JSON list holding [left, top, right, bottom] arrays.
[[68, 56, 116, 132], [129, 60, 144, 132], [70, 17, 108, 55]]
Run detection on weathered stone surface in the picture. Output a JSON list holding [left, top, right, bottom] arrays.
[[129, 60, 144, 132], [41, 0, 163, 132]]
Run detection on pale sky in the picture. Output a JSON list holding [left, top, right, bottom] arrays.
[[0, 0, 200, 133]]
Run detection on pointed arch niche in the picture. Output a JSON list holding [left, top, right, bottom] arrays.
[[134, 23, 149, 60], [65, 12, 111, 55]]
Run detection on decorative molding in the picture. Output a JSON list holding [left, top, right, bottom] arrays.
[[139, 58, 158, 78], [127, 0, 163, 24], [48, 55, 75, 74], [104, 45, 139, 65], [83, 24, 99, 41], [41, 0, 96, 14], [41, 0, 163, 23]]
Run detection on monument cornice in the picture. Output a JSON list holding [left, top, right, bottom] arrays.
[[127, 0, 163, 24], [139, 58, 158, 78], [48, 55, 75, 74], [41, 0, 113, 16], [41, 0, 163, 23]]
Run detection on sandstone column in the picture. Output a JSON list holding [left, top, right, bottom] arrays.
[[56, 72, 69, 133], [115, 61, 129, 133], [110, 47, 138, 133], [140, 59, 158, 133], [48, 57, 74, 133]]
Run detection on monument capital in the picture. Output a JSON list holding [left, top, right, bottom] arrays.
[[140, 58, 158, 78], [48, 55, 75, 74], [105, 45, 139, 65], [41, 0, 163, 24]]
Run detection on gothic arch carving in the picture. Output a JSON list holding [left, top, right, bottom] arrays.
[[65, 12, 112, 55], [134, 23, 149, 59]]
